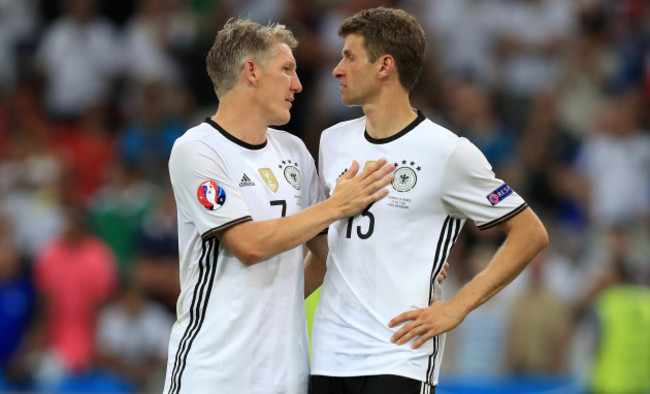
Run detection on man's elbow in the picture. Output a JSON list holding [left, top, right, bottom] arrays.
[[233, 247, 267, 266], [507, 209, 550, 255], [534, 221, 550, 252], [222, 236, 267, 265], [221, 223, 269, 265]]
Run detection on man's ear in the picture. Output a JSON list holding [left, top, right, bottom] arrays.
[[377, 54, 395, 78], [243, 60, 259, 85]]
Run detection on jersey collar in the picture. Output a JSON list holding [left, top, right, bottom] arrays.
[[204, 117, 267, 150], [364, 109, 425, 144]]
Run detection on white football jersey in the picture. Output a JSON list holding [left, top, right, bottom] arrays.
[[312, 111, 527, 386], [164, 119, 324, 394]]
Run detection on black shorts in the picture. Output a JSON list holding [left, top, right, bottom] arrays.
[[309, 374, 435, 394]]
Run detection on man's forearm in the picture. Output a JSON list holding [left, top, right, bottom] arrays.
[[221, 200, 340, 265], [388, 208, 548, 349], [452, 208, 548, 315]]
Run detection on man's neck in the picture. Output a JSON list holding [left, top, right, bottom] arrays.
[[363, 92, 417, 139], [212, 98, 268, 146]]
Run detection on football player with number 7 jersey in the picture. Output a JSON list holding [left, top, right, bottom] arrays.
[[164, 19, 395, 394]]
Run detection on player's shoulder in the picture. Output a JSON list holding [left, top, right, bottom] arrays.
[[266, 127, 311, 153], [418, 117, 462, 143], [169, 123, 214, 159], [415, 117, 487, 166], [174, 122, 212, 145], [408, 117, 471, 158], [321, 116, 366, 140], [266, 127, 302, 143]]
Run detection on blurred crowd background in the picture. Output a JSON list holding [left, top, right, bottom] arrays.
[[0, 0, 648, 393]]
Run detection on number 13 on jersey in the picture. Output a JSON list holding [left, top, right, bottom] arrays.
[[346, 202, 375, 239]]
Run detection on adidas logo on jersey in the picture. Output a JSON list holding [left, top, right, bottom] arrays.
[[239, 173, 256, 187]]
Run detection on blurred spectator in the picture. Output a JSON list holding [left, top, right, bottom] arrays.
[[52, 103, 117, 204], [590, 282, 650, 393], [130, 186, 180, 312], [88, 162, 159, 278], [573, 90, 650, 228], [116, 81, 186, 184], [506, 252, 572, 375], [495, 0, 577, 131], [419, 0, 502, 86], [30, 205, 117, 384], [0, 86, 66, 258], [95, 271, 173, 392], [0, 213, 35, 376], [606, 0, 649, 93], [223, 0, 289, 24], [34, 0, 122, 120], [444, 79, 516, 178], [136, 186, 177, 259], [518, 92, 579, 214], [121, 0, 196, 88], [556, 4, 619, 139], [577, 228, 650, 394], [533, 220, 586, 308], [495, 0, 576, 94], [566, 90, 650, 274], [0, 0, 39, 94]]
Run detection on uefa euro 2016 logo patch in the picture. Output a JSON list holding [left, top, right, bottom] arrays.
[[197, 180, 226, 210], [487, 183, 512, 206]]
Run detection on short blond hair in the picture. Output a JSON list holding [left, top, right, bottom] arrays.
[[206, 19, 298, 99]]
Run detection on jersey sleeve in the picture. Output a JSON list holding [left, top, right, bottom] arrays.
[[441, 138, 527, 230], [169, 139, 252, 238]]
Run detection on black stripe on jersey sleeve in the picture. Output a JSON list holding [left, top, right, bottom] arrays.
[[478, 203, 528, 231], [202, 216, 253, 239]]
